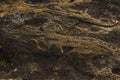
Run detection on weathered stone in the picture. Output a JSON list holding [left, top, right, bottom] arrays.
[[0, 0, 120, 80]]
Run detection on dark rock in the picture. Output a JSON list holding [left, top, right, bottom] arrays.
[[0, 0, 120, 80]]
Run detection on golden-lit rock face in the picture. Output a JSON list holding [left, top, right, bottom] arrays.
[[0, 0, 120, 80]]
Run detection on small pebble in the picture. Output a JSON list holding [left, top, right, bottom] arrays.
[[13, 68, 17, 72]]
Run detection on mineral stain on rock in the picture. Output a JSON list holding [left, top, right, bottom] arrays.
[[0, 0, 120, 80]]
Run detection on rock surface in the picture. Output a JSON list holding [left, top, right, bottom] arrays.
[[0, 0, 120, 80]]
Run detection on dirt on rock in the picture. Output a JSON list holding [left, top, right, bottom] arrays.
[[0, 0, 120, 80]]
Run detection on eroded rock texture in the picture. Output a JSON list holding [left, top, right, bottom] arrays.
[[0, 0, 120, 80]]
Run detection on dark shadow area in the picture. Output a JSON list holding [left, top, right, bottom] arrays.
[[112, 65, 120, 75]]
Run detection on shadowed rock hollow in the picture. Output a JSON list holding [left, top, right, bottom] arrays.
[[0, 0, 120, 80]]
